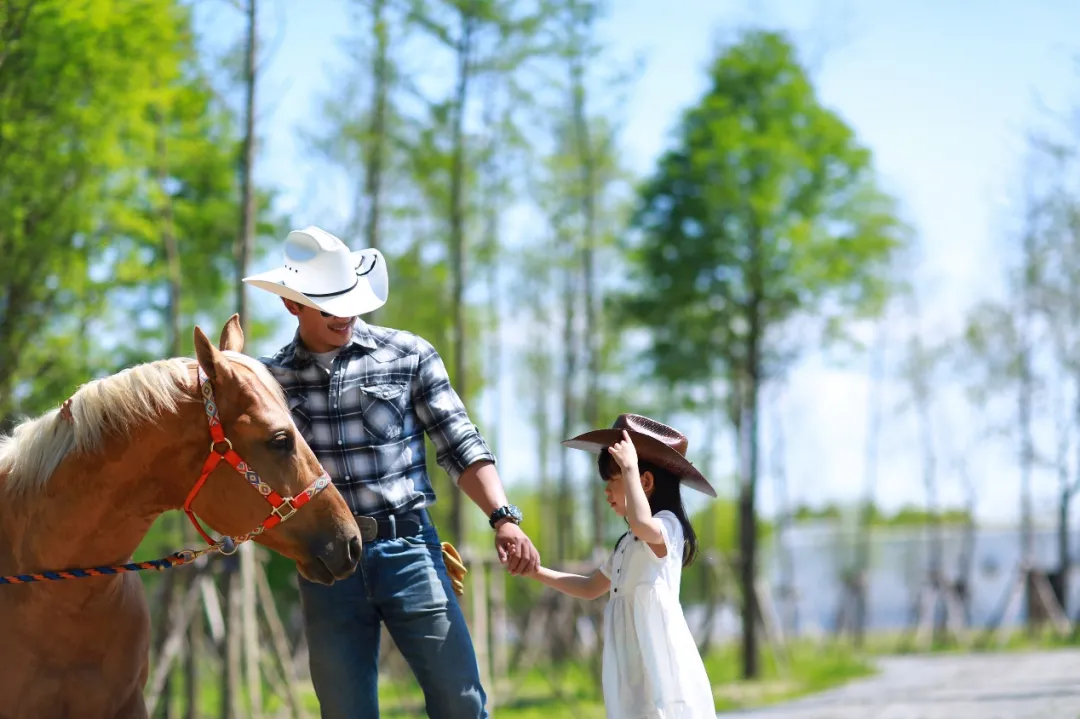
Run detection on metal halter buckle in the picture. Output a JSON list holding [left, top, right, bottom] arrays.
[[272, 499, 298, 523]]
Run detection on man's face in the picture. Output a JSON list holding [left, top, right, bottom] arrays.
[[284, 300, 356, 353]]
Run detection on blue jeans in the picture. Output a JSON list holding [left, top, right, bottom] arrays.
[[298, 522, 488, 719]]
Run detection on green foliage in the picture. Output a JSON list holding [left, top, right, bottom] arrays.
[[789, 501, 973, 527], [0, 0, 188, 421], [0, 0, 281, 425], [618, 29, 909, 391]]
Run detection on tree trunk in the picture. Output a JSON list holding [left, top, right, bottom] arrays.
[[534, 346, 553, 557], [1018, 216, 1037, 610], [738, 367, 761, 680], [153, 98, 181, 358], [957, 459, 978, 624], [568, 0, 602, 553], [770, 386, 797, 637], [480, 75, 502, 464], [152, 89, 185, 719], [225, 4, 258, 714], [364, 0, 388, 256], [907, 306, 944, 644], [448, 6, 475, 544], [854, 322, 885, 646], [235, 0, 257, 332], [557, 221, 578, 562]]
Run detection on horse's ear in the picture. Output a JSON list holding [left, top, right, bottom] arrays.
[[219, 314, 245, 353], [194, 325, 230, 382]]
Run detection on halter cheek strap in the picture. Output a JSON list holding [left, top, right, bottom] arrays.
[[183, 366, 332, 546], [0, 365, 335, 587]]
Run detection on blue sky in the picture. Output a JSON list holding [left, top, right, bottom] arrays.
[[194, 0, 1080, 525]]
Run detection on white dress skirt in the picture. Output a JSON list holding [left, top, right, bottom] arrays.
[[599, 510, 716, 719]]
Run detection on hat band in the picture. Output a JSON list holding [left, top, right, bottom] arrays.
[[278, 276, 358, 299]]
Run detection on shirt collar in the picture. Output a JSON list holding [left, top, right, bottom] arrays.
[[281, 319, 377, 369]]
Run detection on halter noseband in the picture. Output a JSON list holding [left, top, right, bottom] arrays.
[[183, 366, 332, 547]]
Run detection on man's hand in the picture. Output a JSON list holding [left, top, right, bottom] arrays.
[[494, 521, 540, 577], [59, 398, 74, 423]]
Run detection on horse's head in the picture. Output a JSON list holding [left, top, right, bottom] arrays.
[[186, 315, 360, 584]]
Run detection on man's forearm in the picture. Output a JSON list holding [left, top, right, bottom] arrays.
[[457, 460, 509, 524]]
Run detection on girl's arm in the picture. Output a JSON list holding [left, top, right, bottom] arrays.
[[530, 566, 610, 600], [623, 462, 665, 548], [610, 431, 666, 548]]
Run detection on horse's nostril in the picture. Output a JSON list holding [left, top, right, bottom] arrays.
[[348, 535, 361, 564]]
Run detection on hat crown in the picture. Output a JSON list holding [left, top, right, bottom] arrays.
[[282, 226, 356, 295], [613, 413, 689, 457]]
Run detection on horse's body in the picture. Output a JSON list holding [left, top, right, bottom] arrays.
[[0, 317, 361, 719]]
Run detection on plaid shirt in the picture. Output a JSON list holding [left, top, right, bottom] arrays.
[[258, 320, 496, 517]]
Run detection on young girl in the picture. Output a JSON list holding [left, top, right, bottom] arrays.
[[526, 413, 716, 718]]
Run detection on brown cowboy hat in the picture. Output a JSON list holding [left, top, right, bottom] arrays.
[[562, 413, 716, 498]]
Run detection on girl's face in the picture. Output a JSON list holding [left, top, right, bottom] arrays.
[[603, 470, 653, 518]]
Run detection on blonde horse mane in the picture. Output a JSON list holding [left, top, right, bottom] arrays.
[[0, 351, 284, 497]]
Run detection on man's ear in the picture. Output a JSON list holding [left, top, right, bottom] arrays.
[[640, 470, 655, 497], [282, 298, 302, 317]]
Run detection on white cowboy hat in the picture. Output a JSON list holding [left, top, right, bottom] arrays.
[[242, 226, 388, 317]]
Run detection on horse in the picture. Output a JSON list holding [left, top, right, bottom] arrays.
[[0, 315, 362, 719]]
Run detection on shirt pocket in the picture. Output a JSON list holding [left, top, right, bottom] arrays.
[[286, 392, 313, 443], [357, 381, 410, 443]]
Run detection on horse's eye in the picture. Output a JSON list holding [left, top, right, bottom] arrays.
[[268, 432, 294, 453]]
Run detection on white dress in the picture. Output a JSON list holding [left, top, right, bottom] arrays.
[[598, 510, 716, 719]]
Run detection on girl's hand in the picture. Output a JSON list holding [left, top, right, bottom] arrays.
[[608, 430, 638, 471]]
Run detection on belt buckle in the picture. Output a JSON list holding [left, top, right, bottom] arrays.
[[356, 516, 378, 542]]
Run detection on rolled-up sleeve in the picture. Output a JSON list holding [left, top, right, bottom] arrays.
[[412, 338, 496, 483]]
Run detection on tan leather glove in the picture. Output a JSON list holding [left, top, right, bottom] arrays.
[[441, 542, 467, 597]]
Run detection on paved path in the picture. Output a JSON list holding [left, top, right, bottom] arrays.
[[720, 649, 1080, 718]]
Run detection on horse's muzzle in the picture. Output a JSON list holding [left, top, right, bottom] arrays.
[[315, 533, 362, 581]]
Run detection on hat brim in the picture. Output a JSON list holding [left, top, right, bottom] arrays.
[[242, 249, 388, 317], [562, 429, 717, 498]]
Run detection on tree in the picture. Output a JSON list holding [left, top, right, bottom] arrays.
[[0, 0, 280, 426], [1029, 134, 1080, 603], [619, 29, 908, 678], [896, 290, 951, 645], [402, 0, 551, 540], [0, 0, 180, 424]]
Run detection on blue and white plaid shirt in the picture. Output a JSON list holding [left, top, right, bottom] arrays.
[[258, 320, 496, 518]]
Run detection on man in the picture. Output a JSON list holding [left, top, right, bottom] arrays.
[[243, 226, 540, 718]]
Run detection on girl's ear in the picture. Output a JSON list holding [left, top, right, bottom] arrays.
[[640, 470, 655, 497]]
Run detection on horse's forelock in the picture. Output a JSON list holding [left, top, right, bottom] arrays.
[[222, 351, 287, 409]]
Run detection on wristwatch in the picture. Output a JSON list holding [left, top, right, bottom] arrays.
[[489, 504, 523, 528]]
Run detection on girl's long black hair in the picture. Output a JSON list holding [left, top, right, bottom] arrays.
[[599, 450, 699, 567]]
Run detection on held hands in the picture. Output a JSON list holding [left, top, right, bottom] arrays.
[[495, 520, 540, 577], [608, 430, 638, 471]]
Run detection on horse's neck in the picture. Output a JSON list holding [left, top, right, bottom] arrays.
[[9, 401, 207, 574]]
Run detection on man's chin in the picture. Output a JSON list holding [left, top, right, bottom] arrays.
[[297, 558, 336, 586]]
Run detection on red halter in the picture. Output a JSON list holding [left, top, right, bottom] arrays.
[[183, 366, 332, 546]]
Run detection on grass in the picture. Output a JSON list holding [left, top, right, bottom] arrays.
[[163, 626, 1080, 717], [706, 640, 874, 712], [341, 639, 876, 718]]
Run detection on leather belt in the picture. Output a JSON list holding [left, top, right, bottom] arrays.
[[354, 509, 431, 542]]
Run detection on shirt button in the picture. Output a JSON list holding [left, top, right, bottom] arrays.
[[337, 440, 343, 445], [344, 475, 351, 481]]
